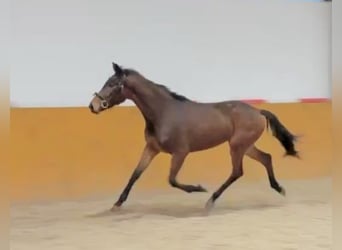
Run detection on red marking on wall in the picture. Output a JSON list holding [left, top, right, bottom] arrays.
[[299, 98, 330, 103], [238, 98, 330, 104]]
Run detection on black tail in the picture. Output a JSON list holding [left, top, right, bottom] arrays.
[[260, 109, 299, 158]]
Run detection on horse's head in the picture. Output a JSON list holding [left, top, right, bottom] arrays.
[[89, 62, 127, 114]]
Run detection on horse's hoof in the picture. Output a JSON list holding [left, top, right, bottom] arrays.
[[197, 185, 207, 192], [280, 187, 286, 196], [110, 205, 121, 212], [205, 197, 215, 212]]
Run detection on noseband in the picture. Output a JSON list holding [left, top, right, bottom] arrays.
[[93, 82, 124, 109], [94, 92, 105, 100], [93, 92, 109, 109]]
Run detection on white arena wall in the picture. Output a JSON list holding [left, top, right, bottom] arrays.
[[10, 0, 331, 107]]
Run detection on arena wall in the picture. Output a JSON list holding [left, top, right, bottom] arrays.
[[10, 101, 332, 202]]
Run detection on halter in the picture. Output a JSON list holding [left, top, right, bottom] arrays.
[[93, 92, 109, 109], [94, 92, 105, 100], [93, 81, 124, 109]]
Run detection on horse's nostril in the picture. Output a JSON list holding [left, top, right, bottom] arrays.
[[89, 104, 94, 112], [101, 100, 108, 109]]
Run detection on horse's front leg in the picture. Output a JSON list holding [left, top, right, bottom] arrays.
[[168, 152, 207, 193], [112, 144, 159, 210]]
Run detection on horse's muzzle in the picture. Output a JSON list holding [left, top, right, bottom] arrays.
[[89, 103, 99, 114]]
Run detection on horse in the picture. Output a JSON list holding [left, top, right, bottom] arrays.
[[89, 62, 299, 212]]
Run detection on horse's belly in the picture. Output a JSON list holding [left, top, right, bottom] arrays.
[[188, 126, 231, 152], [189, 138, 227, 152]]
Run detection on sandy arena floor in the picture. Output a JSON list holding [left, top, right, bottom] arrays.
[[11, 177, 331, 250]]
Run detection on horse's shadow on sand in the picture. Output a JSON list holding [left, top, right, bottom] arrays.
[[85, 201, 286, 220]]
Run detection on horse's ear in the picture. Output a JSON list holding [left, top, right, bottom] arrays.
[[112, 62, 123, 76]]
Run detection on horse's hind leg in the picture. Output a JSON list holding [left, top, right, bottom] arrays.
[[205, 140, 247, 211], [246, 145, 286, 196], [112, 144, 159, 210], [168, 152, 207, 193]]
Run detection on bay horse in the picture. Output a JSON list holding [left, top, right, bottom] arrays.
[[89, 62, 299, 211]]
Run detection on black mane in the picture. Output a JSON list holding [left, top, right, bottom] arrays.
[[123, 68, 190, 102], [170, 92, 190, 101], [155, 84, 190, 102]]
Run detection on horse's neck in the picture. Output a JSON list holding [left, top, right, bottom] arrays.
[[127, 80, 169, 123]]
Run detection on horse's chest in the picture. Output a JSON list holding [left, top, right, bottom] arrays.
[[153, 125, 184, 153]]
